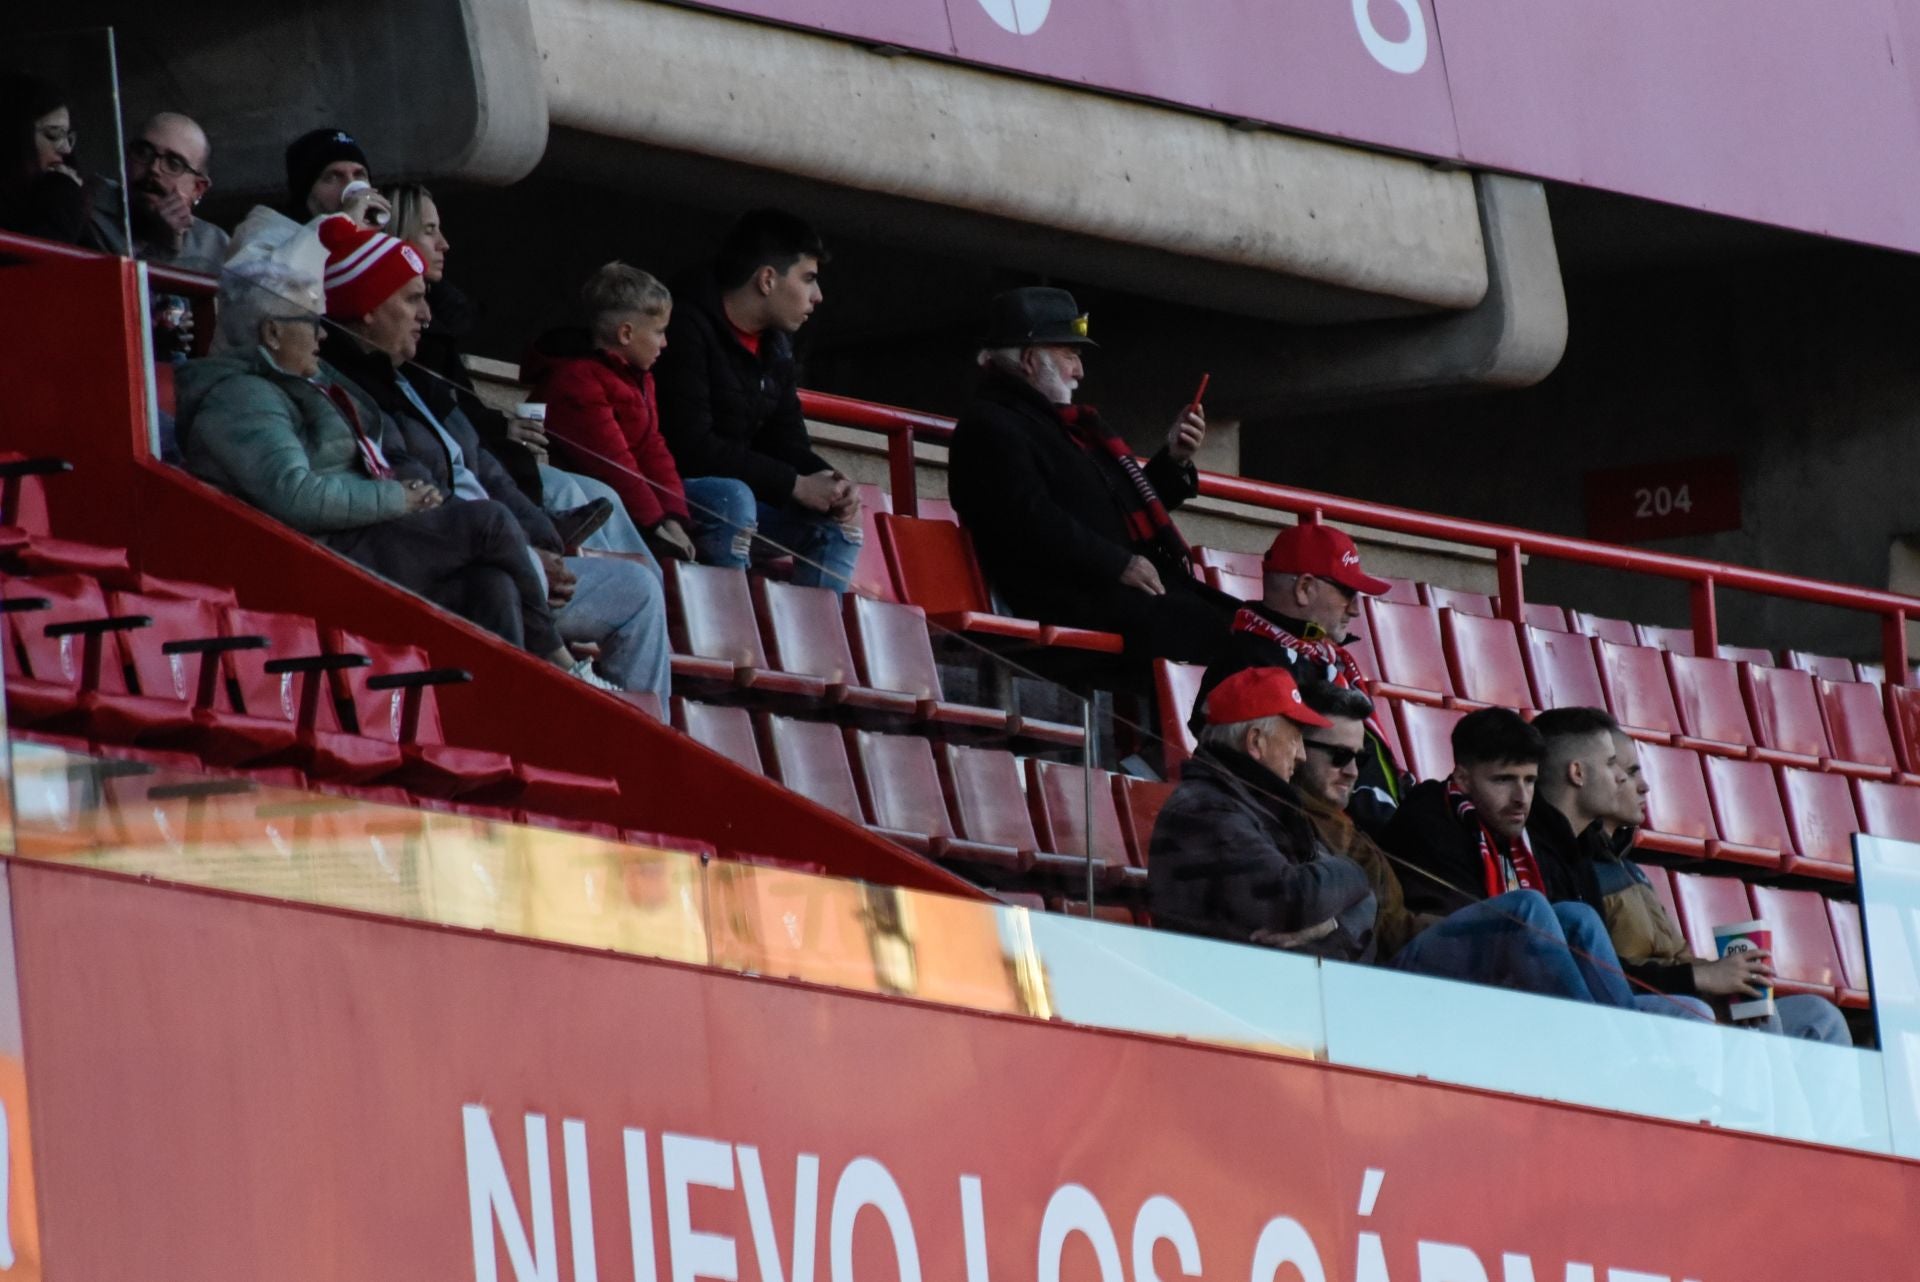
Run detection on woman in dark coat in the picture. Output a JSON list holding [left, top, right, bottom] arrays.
[[0, 71, 88, 243]]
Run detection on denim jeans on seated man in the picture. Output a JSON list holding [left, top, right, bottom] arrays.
[[1390, 890, 1638, 1007], [754, 501, 861, 592], [1634, 992, 1851, 1044], [682, 475, 757, 569]]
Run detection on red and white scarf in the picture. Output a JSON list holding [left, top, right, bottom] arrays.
[[320, 382, 395, 480], [1448, 781, 1546, 899]]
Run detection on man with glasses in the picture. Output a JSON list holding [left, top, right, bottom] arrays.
[[88, 113, 229, 273], [1193, 523, 1407, 833]]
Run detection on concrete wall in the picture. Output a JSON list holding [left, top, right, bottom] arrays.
[[1246, 234, 1920, 660]]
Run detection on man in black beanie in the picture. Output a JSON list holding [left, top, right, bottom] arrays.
[[282, 127, 386, 226]]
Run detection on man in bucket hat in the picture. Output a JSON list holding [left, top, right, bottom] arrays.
[[948, 286, 1236, 668], [1193, 522, 1410, 833]]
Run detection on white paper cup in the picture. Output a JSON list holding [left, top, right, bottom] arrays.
[[514, 402, 547, 423], [1713, 918, 1775, 1022]]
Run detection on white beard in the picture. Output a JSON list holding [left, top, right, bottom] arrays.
[[1029, 350, 1080, 405]]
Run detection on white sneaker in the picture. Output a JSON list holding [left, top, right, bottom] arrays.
[[569, 658, 622, 693]]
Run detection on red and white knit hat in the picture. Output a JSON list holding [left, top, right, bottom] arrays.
[[318, 214, 425, 320]]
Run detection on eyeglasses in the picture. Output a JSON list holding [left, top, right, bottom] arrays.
[[37, 124, 76, 149], [1302, 740, 1363, 768], [128, 138, 205, 180]]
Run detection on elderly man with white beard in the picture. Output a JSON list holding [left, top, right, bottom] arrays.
[[947, 286, 1237, 668]]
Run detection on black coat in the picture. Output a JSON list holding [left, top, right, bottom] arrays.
[[1191, 601, 1409, 834], [653, 274, 830, 506], [948, 370, 1199, 621], [415, 279, 545, 505], [1526, 803, 1697, 996], [1147, 744, 1377, 960]]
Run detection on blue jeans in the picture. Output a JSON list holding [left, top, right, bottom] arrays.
[[553, 553, 670, 703], [1637, 991, 1851, 1044], [682, 476, 757, 568], [1393, 891, 1637, 1008], [540, 466, 653, 558], [754, 500, 861, 593]]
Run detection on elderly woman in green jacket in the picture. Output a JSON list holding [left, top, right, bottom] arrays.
[[175, 257, 568, 661]]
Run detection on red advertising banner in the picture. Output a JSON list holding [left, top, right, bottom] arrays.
[[13, 862, 1917, 1281], [679, 0, 1920, 254], [1583, 455, 1742, 544]]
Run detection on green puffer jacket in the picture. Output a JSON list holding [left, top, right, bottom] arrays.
[[174, 348, 409, 533]]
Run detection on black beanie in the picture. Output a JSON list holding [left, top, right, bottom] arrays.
[[284, 127, 369, 210]]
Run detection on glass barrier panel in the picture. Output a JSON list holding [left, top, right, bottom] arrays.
[[1855, 833, 1920, 1159]]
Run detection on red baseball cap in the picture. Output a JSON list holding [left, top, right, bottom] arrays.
[[1203, 666, 1332, 728], [1261, 524, 1392, 595]]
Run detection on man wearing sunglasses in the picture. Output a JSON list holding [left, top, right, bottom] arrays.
[[88, 112, 229, 272], [1192, 523, 1409, 833]]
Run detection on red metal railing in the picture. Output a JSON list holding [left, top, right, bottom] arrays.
[[799, 389, 1917, 680]]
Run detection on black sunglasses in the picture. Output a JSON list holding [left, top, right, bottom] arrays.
[[1302, 740, 1363, 768]]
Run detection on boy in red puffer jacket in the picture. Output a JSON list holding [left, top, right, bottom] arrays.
[[523, 263, 754, 566]]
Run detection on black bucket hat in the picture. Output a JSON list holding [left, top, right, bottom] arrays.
[[981, 286, 1097, 348]]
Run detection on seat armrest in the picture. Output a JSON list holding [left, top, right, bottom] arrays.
[[162, 634, 269, 657], [365, 667, 472, 691], [264, 653, 371, 675], [44, 613, 151, 638], [0, 458, 71, 480], [0, 596, 51, 615]]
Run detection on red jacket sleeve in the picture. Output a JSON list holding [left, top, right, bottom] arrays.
[[632, 374, 690, 523], [543, 359, 671, 529]]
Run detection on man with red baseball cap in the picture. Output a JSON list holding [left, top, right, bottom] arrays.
[[1191, 522, 1407, 833]]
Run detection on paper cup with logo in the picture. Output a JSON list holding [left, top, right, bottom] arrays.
[[1713, 918, 1775, 1022], [513, 402, 546, 423]]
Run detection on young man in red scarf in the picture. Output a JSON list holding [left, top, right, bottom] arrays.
[[1378, 707, 1638, 1005], [1193, 524, 1409, 832], [948, 286, 1238, 668]]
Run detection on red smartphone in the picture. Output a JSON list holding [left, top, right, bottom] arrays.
[[1189, 372, 1211, 413]]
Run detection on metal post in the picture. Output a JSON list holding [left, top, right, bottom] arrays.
[[1688, 577, 1719, 658], [1083, 696, 1097, 916], [1884, 609, 1911, 687], [888, 430, 918, 518], [1496, 542, 1526, 626]]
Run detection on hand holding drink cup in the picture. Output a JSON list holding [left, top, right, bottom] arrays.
[[1712, 918, 1776, 1022], [511, 402, 551, 459]]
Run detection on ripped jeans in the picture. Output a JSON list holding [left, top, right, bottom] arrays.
[[683, 476, 758, 569]]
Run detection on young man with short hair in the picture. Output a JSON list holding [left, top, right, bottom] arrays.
[[1529, 711, 1849, 1041], [525, 262, 757, 567], [653, 209, 858, 590]]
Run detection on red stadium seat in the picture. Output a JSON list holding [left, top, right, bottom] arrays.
[[1363, 599, 1453, 704], [0, 455, 135, 583], [843, 595, 1010, 737], [1153, 659, 1206, 768], [1748, 885, 1847, 1001], [1113, 775, 1175, 870], [1699, 755, 1790, 871], [1345, 633, 1381, 683], [1192, 546, 1262, 578], [1026, 759, 1144, 886], [1883, 683, 1920, 775], [1635, 743, 1715, 859], [1370, 693, 1406, 768], [1205, 567, 1261, 602], [1377, 577, 1422, 606], [671, 698, 764, 774], [1522, 625, 1606, 710], [1740, 664, 1831, 770], [1855, 662, 1887, 685], [1397, 702, 1465, 782], [848, 728, 1024, 869], [1786, 651, 1858, 683], [1422, 585, 1493, 618], [1851, 778, 1920, 843], [1666, 653, 1761, 757], [1513, 601, 1571, 632], [848, 483, 896, 602], [219, 607, 403, 783], [938, 743, 1042, 859], [665, 561, 825, 697], [753, 578, 918, 718], [1570, 611, 1640, 647], [1717, 643, 1776, 667], [1817, 679, 1907, 779], [1439, 611, 1533, 709], [875, 514, 1121, 652], [1635, 624, 1697, 656], [1596, 641, 1687, 742], [1668, 871, 1756, 961], [1777, 767, 1861, 882], [1825, 898, 1871, 1008], [756, 711, 863, 823]]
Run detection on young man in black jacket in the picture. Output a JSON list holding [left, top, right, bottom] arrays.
[[1192, 523, 1409, 832], [948, 286, 1236, 665], [1529, 710, 1849, 1040], [653, 209, 859, 591]]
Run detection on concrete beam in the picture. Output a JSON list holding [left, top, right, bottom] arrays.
[[528, 0, 1487, 319]]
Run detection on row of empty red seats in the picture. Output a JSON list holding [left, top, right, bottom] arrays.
[[672, 698, 1173, 897], [1652, 867, 1869, 1008], [659, 558, 1082, 747]]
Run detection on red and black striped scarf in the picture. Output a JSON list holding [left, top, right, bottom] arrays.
[[1056, 404, 1191, 575], [1447, 781, 1546, 900]]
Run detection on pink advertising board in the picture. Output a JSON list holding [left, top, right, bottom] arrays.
[[686, 0, 1920, 253]]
